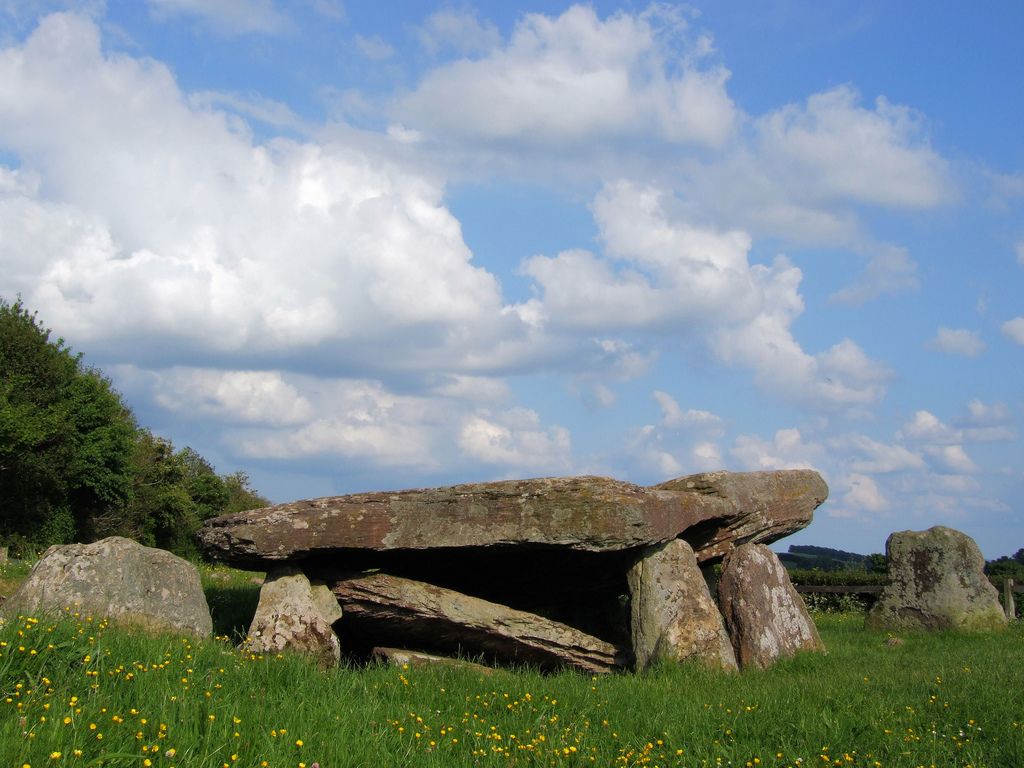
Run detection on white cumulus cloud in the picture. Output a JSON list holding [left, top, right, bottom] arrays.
[[900, 404, 1015, 445], [0, 13, 516, 374], [459, 408, 572, 473], [691, 441, 723, 471], [522, 181, 890, 409], [400, 4, 736, 148], [754, 86, 954, 209], [1002, 317, 1024, 345], [841, 473, 888, 513], [924, 444, 979, 474], [731, 428, 824, 471], [927, 327, 985, 357], [838, 434, 925, 473], [898, 410, 959, 444], [125, 367, 316, 427], [653, 391, 723, 433]]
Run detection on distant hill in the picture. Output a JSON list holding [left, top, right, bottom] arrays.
[[778, 544, 869, 572]]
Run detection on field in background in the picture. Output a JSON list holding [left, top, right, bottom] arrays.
[[1, 560, 1022, 768]]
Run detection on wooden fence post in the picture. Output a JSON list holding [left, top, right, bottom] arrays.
[[1005, 578, 1016, 620]]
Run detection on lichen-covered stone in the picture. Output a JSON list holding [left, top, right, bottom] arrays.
[[628, 538, 737, 671], [197, 470, 828, 566], [0, 537, 211, 637], [717, 543, 824, 669], [245, 566, 342, 668], [865, 526, 1007, 632], [371, 647, 494, 675], [652, 470, 830, 562], [196, 470, 828, 673], [331, 572, 627, 674]]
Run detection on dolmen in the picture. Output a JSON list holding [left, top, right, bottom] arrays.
[[197, 469, 829, 673]]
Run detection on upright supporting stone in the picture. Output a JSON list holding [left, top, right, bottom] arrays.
[[1004, 578, 1016, 621], [628, 539, 737, 671], [245, 566, 343, 668], [717, 543, 824, 670]]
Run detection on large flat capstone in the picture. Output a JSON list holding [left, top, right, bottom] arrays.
[[197, 470, 827, 567]]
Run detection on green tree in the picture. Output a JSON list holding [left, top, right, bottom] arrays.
[[2, 298, 271, 558], [116, 432, 269, 559], [0, 298, 134, 554], [221, 471, 270, 515], [866, 552, 887, 573], [986, 551, 1024, 579]]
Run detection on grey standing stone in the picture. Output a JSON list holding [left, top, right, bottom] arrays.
[[628, 538, 737, 671], [717, 543, 824, 670], [245, 566, 342, 668], [865, 526, 1007, 632], [0, 537, 211, 637]]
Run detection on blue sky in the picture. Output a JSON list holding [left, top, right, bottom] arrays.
[[1, 1, 1022, 558]]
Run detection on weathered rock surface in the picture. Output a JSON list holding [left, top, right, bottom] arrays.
[[245, 566, 342, 668], [196, 470, 827, 673], [0, 537, 211, 637], [654, 471, 829, 562], [717, 543, 824, 669], [865, 526, 1007, 632], [331, 572, 626, 674], [628, 539, 737, 671], [372, 647, 494, 675], [198, 470, 827, 566]]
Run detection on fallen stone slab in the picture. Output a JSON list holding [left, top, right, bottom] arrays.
[[244, 566, 343, 668], [198, 470, 827, 567], [717, 543, 824, 669], [628, 538, 737, 671], [331, 572, 627, 674], [371, 646, 494, 675], [0, 537, 211, 637], [865, 526, 1007, 632]]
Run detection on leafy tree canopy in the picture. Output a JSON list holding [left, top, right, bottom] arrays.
[[1, 298, 268, 559], [1, 297, 134, 550]]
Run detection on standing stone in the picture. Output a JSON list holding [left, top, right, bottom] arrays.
[[717, 543, 824, 670], [245, 566, 343, 668], [865, 526, 1007, 632], [628, 538, 737, 671], [0, 537, 211, 637]]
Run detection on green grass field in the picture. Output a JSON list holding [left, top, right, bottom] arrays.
[[1, 561, 1021, 768]]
